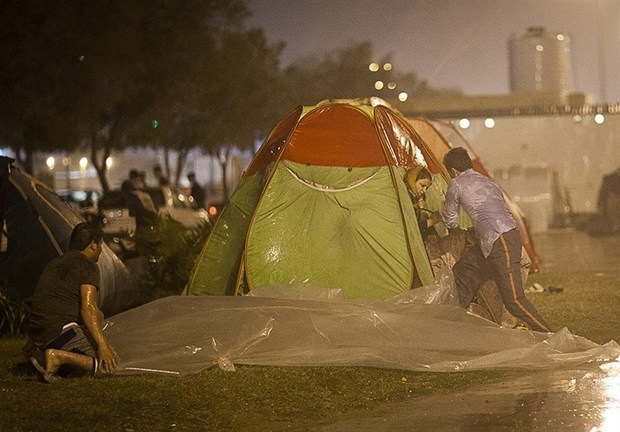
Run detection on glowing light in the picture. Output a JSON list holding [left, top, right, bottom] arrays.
[[46, 157, 55, 169], [383, 63, 392, 71], [152, 119, 159, 129], [369, 63, 379, 72], [536, 44, 544, 52], [459, 118, 471, 129], [79, 55, 85, 62], [105, 157, 113, 168], [557, 34, 565, 41], [62, 157, 70, 167], [484, 118, 495, 129], [374, 80, 384, 90], [388, 81, 397, 90], [79, 157, 88, 169], [599, 366, 620, 432], [595, 114, 605, 124], [398, 92, 408, 102], [208, 206, 218, 217]]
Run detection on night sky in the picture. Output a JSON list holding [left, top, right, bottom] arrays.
[[248, 0, 620, 103]]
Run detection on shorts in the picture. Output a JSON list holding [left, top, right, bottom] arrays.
[[40, 323, 96, 357]]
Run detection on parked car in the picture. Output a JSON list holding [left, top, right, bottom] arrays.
[[98, 185, 210, 234], [56, 188, 101, 223]]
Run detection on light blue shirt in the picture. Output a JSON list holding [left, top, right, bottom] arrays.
[[441, 169, 517, 257]]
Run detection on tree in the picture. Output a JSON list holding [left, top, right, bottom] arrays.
[[140, 23, 284, 197], [0, 1, 87, 173], [0, 0, 257, 192], [279, 41, 438, 108], [199, 28, 284, 200]]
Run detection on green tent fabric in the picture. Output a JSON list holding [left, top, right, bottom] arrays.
[[188, 99, 450, 299]]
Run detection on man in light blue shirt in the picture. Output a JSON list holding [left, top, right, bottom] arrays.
[[441, 147, 551, 333]]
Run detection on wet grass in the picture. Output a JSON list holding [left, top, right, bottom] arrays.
[[1, 269, 618, 431], [527, 270, 620, 345]]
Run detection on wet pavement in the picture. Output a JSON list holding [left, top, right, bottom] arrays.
[[310, 229, 620, 432], [312, 363, 620, 431]]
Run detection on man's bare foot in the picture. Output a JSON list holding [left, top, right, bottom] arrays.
[[29, 357, 60, 383]]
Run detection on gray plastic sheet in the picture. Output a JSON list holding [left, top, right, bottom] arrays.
[[105, 284, 620, 376]]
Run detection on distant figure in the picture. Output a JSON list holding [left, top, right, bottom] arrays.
[[24, 222, 119, 382], [187, 172, 206, 209], [153, 164, 169, 186], [121, 169, 157, 228], [441, 147, 551, 333]]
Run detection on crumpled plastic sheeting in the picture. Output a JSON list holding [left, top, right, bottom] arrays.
[[105, 287, 620, 376]]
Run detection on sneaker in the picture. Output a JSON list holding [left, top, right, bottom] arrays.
[[524, 283, 544, 293]]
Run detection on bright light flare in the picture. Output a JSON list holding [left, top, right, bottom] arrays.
[[46, 157, 55, 169], [595, 114, 605, 124], [459, 118, 471, 129], [398, 92, 408, 102]]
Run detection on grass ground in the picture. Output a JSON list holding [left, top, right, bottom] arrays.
[[1, 269, 618, 432]]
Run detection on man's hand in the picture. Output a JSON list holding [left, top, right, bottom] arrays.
[[80, 285, 119, 373], [98, 341, 119, 373], [429, 211, 442, 225], [440, 252, 457, 269]]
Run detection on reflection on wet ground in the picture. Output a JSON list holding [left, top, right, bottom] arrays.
[[312, 362, 620, 431], [310, 230, 620, 431]]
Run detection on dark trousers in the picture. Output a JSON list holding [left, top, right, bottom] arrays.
[[453, 229, 551, 333]]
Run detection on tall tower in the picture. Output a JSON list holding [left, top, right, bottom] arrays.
[[508, 27, 572, 97]]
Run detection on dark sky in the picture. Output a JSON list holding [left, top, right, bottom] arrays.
[[248, 0, 620, 103]]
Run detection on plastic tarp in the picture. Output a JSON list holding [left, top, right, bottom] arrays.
[[105, 284, 620, 376]]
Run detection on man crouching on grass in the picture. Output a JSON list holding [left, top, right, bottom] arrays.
[[23, 222, 119, 382]]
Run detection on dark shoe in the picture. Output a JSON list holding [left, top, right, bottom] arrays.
[[29, 357, 61, 383]]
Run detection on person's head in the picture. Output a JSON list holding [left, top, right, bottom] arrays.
[[187, 171, 196, 182], [69, 222, 104, 262], [153, 164, 163, 176], [129, 169, 140, 180], [405, 166, 433, 197], [443, 147, 472, 178]]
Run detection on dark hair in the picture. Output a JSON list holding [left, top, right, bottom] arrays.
[[415, 167, 432, 182], [69, 222, 103, 251], [443, 147, 472, 172]]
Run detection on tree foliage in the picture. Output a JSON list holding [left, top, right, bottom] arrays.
[[278, 41, 434, 108], [0, 1, 443, 197], [0, 0, 282, 193]]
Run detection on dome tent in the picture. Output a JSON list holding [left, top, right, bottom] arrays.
[[0, 156, 140, 316], [188, 98, 450, 299]]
